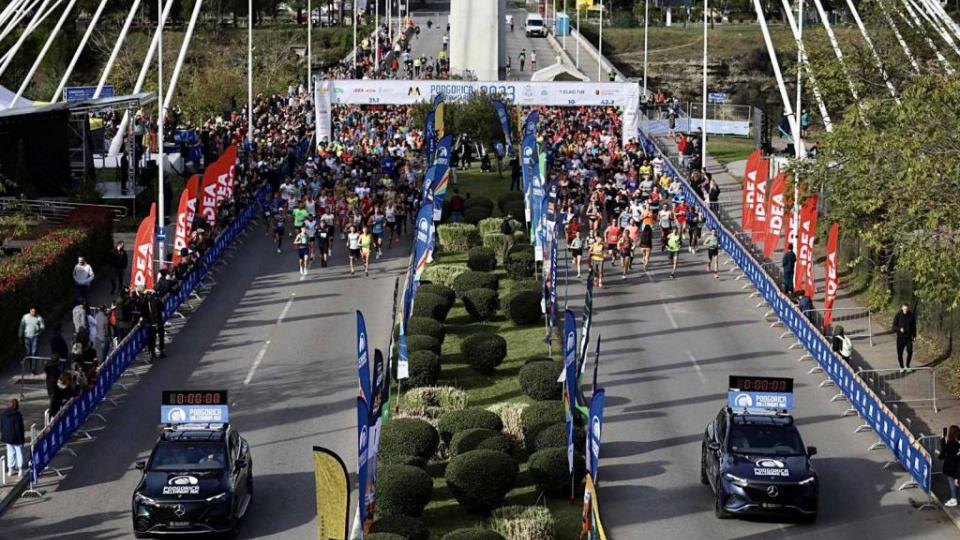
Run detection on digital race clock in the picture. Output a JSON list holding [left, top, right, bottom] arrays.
[[728, 376, 793, 393], [161, 390, 228, 406]]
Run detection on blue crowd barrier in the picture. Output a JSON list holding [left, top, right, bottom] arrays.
[[637, 129, 933, 493], [28, 184, 269, 486]]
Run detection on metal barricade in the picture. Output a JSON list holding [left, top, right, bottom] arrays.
[[18, 356, 51, 397], [858, 367, 938, 413], [806, 307, 874, 346]]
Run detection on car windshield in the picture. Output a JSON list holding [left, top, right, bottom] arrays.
[[528, 19, 543, 26], [149, 441, 226, 471], [728, 425, 804, 456]]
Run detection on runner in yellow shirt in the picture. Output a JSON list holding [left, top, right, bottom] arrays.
[[359, 226, 373, 277], [589, 237, 606, 288]]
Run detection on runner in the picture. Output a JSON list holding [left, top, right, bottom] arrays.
[[273, 208, 286, 253], [603, 221, 621, 265], [589, 235, 606, 288], [666, 228, 681, 279], [617, 230, 633, 279], [638, 221, 653, 271], [569, 230, 584, 278], [518, 49, 526, 71], [295, 227, 310, 275], [687, 206, 703, 254], [658, 202, 674, 252], [703, 228, 720, 279], [370, 207, 386, 258], [359, 225, 373, 277], [385, 200, 398, 248], [304, 212, 318, 260], [346, 226, 361, 275], [316, 216, 331, 268]]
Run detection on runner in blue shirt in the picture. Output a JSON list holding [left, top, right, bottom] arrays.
[[370, 207, 386, 259]]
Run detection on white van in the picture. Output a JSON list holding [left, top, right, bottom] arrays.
[[525, 14, 547, 37]]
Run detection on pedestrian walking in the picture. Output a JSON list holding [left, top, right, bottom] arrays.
[[941, 425, 960, 507], [72, 301, 89, 342], [893, 303, 917, 373], [109, 241, 128, 295], [1, 399, 25, 477], [72, 256, 95, 304], [518, 49, 526, 71], [530, 50, 537, 70], [782, 243, 797, 295], [831, 325, 853, 362], [18, 307, 45, 373], [703, 228, 720, 278]]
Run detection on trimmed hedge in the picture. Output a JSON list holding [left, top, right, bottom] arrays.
[[463, 196, 494, 212], [482, 233, 515, 263], [460, 333, 508, 373], [502, 200, 525, 220], [422, 263, 468, 288], [518, 360, 563, 401], [510, 279, 542, 294], [490, 505, 555, 540], [508, 243, 534, 257], [416, 284, 456, 310], [370, 515, 430, 540], [503, 250, 535, 280], [503, 290, 542, 325], [407, 350, 441, 388], [366, 534, 407, 540], [380, 418, 440, 460], [520, 400, 564, 444], [445, 450, 518, 513], [406, 335, 441, 355], [411, 292, 451, 322], [437, 223, 480, 252], [449, 428, 514, 457], [442, 529, 506, 540], [497, 192, 524, 212], [462, 288, 499, 322], [376, 464, 434, 517], [467, 246, 497, 272], [405, 316, 446, 344], [438, 408, 504, 445], [479, 217, 505, 237], [528, 447, 586, 496], [464, 207, 493, 225], [530, 422, 587, 453], [380, 454, 428, 469], [0, 208, 113, 363], [400, 386, 468, 420], [452, 270, 499, 297]]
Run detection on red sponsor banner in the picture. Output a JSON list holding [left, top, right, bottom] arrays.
[[199, 164, 220, 225], [221, 145, 237, 199], [750, 158, 770, 244], [763, 172, 787, 259], [794, 195, 819, 295], [130, 203, 156, 292], [823, 223, 840, 327], [184, 174, 199, 227], [172, 176, 198, 266], [741, 150, 762, 232]]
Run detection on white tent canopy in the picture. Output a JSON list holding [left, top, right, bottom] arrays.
[[0, 84, 34, 110], [530, 59, 590, 82]]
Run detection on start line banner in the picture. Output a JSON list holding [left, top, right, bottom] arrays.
[[317, 79, 641, 145]]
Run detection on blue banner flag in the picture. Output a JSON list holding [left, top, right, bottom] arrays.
[[521, 112, 539, 227], [413, 201, 435, 282], [431, 135, 454, 222], [398, 267, 415, 380], [371, 349, 385, 419], [357, 396, 370, 534], [587, 389, 605, 482], [421, 165, 436, 204], [492, 99, 513, 156], [424, 110, 436, 161], [357, 311, 372, 405], [563, 310, 579, 477]]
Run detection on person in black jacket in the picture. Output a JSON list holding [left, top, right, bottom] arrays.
[[941, 425, 960, 506], [893, 303, 917, 372], [1, 399, 25, 476], [49, 324, 69, 371], [108, 241, 128, 295], [145, 292, 166, 361]]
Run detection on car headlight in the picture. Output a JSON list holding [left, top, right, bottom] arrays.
[[206, 492, 228, 503], [724, 473, 749, 487], [798, 476, 816, 486], [135, 493, 158, 506]]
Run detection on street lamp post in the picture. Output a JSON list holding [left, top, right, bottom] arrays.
[[701, 0, 707, 170], [308, 0, 312, 93], [248, 0, 253, 144], [157, 0, 166, 270], [643, 0, 648, 96]]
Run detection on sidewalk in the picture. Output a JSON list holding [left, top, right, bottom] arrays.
[[652, 132, 960, 520]]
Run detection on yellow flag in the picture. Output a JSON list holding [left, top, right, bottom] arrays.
[[313, 447, 350, 540], [436, 102, 446, 138], [580, 475, 608, 540]]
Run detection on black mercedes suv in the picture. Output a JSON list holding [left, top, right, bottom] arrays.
[[132, 424, 253, 537], [701, 407, 819, 522]]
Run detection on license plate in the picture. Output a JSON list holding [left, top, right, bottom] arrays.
[[761, 503, 783, 509], [169, 521, 192, 528]]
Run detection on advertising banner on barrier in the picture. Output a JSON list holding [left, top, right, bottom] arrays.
[[824, 223, 839, 328], [199, 166, 219, 225], [741, 150, 761, 232], [357, 311, 372, 406], [563, 310, 578, 478], [581, 475, 609, 540], [750, 158, 770, 244], [131, 203, 156, 291], [312, 446, 350, 540], [763, 172, 786, 259], [172, 182, 194, 266], [795, 195, 818, 295], [220, 145, 238, 200], [412, 202, 435, 281], [521, 112, 539, 225]]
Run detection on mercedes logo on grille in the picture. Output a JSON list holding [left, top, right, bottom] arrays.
[[173, 504, 186, 517], [766, 486, 779, 498]]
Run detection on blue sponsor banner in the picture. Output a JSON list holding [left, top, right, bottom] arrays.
[[357, 396, 370, 534], [412, 201, 434, 281], [492, 99, 512, 156], [587, 389, 604, 482], [563, 310, 578, 476], [357, 311, 372, 406], [635, 127, 933, 493], [424, 110, 436, 160], [431, 135, 454, 221], [160, 405, 229, 424], [64, 85, 114, 102]]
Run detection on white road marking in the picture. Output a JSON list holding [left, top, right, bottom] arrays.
[[662, 300, 680, 329], [686, 350, 707, 385], [243, 293, 296, 385]]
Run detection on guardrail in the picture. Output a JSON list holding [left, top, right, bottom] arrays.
[[636, 127, 934, 494], [0, 197, 127, 224], [858, 367, 938, 413], [22, 183, 269, 498], [17, 356, 52, 398]]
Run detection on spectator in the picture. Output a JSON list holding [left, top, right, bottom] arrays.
[[831, 325, 853, 362], [893, 303, 917, 373], [941, 425, 960, 507], [49, 324, 69, 371], [798, 290, 814, 321], [72, 301, 89, 340], [145, 292, 166, 361], [18, 307, 45, 373], [50, 373, 77, 417], [95, 305, 110, 362], [1, 399, 25, 477], [108, 241, 128, 295], [72, 256, 95, 304], [782, 243, 797, 295]]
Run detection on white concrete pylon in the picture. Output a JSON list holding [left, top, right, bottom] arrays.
[[11, 0, 78, 107], [810, 0, 865, 118], [843, 0, 899, 102], [0, 0, 54, 79], [0, 0, 45, 45], [908, 0, 960, 58], [51, 0, 109, 103], [95, 0, 142, 99], [875, 0, 920, 73], [162, 0, 204, 112], [751, 0, 800, 142], [780, 0, 832, 132], [899, 0, 955, 72]]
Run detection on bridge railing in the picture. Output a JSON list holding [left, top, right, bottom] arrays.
[[0, 197, 127, 224]]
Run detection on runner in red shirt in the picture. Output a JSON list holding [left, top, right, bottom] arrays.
[[604, 222, 621, 264]]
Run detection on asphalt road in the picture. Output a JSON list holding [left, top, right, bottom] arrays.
[[0, 223, 409, 540], [586, 246, 957, 539]]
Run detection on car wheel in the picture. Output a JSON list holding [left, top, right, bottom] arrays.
[[700, 447, 709, 485], [714, 486, 731, 519]]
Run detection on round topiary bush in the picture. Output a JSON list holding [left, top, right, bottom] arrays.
[[416, 283, 456, 310], [452, 270, 500, 297], [529, 422, 587, 453], [437, 223, 481, 252], [504, 250, 535, 280], [366, 533, 407, 540], [510, 279, 541, 294], [407, 350, 441, 388], [518, 360, 563, 401], [464, 196, 494, 212], [460, 333, 508, 373], [504, 290, 542, 325], [380, 418, 440, 460], [507, 243, 534, 257], [406, 334, 441, 355], [502, 200, 525, 220], [437, 408, 504, 445], [498, 192, 524, 212], [445, 449, 518, 513], [462, 288, 499, 322], [380, 454, 428, 469], [370, 515, 430, 540], [442, 528, 507, 540], [412, 292, 451, 322], [405, 316, 446, 344], [467, 246, 497, 272], [376, 464, 434, 517], [521, 400, 564, 443], [449, 428, 515, 457], [528, 447, 586, 496], [464, 206, 493, 225]]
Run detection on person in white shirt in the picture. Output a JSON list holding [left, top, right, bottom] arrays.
[[72, 257, 94, 304]]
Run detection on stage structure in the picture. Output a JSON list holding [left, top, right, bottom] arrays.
[[314, 79, 640, 145]]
